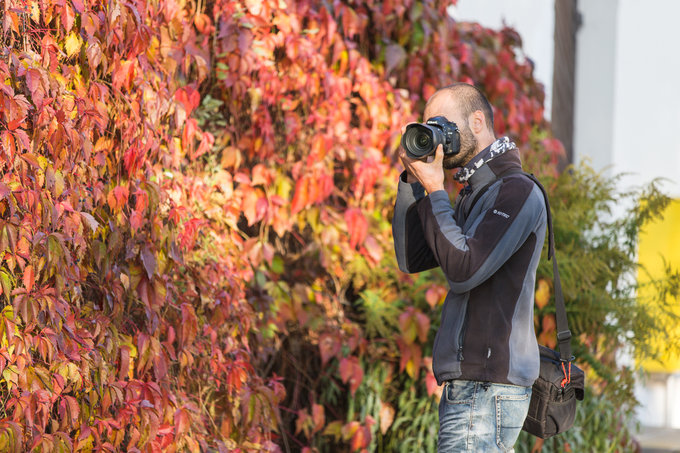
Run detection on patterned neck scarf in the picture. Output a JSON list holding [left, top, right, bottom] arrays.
[[453, 136, 518, 183]]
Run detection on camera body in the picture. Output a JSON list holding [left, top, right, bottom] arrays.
[[401, 116, 461, 160]]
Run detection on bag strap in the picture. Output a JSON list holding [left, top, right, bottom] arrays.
[[522, 174, 572, 362], [464, 170, 573, 362]]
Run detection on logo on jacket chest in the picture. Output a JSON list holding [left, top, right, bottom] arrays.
[[493, 209, 510, 219]]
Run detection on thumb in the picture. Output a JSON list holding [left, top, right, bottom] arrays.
[[433, 144, 444, 165]]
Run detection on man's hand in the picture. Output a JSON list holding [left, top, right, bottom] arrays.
[[399, 144, 446, 194]]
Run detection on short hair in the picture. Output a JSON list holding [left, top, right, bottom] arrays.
[[434, 83, 495, 131]]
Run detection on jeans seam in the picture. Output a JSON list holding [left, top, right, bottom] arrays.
[[496, 395, 502, 449], [468, 382, 477, 452]]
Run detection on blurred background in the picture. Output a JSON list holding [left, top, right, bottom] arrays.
[[451, 0, 680, 450]]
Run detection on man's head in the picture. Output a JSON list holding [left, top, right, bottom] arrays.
[[423, 83, 496, 169]]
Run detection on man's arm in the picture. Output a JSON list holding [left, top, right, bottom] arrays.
[[417, 176, 546, 293], [392, 172, 439, 273]]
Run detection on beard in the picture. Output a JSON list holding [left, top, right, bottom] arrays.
[[442, 123, 478, 170]]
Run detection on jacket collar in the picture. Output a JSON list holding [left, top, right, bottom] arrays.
[[454, 136, 519, 185], [467, 148, 523, 189]]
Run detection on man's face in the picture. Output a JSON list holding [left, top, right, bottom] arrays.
[[423, 97, 477, 169], [442, 120, 477, 169]]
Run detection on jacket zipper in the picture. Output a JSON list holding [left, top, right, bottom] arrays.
[[457, 308, 469, 361]]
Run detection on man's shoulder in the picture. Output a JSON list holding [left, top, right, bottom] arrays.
[[492, 172, 546, 215]]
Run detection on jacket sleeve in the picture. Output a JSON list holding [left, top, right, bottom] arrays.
[[416, 176, 546, 293], [392, 172, 439, 273]]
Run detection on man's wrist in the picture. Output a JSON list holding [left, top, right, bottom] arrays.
[[425, 184, 445, 194]]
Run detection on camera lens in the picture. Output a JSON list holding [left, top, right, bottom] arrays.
[[402, 125, 435, 159], [416, 133, 431, 148]]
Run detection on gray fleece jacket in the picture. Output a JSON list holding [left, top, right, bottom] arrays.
[[392, 146, 545, 386]]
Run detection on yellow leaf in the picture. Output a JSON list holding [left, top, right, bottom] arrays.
[[535, 278, 551, 309], [54, 171, 65, 197], [64, 33, 82, 58], [405, 358, 416, 378], [30, 2, 40, 22]]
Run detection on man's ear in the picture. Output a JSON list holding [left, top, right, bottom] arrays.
[[469, 110, 486, 134]]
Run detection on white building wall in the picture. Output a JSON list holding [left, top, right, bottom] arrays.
[[573, 0, 619, 174], [609, 0, 680, 198]]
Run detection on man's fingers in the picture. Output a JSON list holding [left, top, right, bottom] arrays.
[[401, 121, 417, 135], [435, 144, 444, 163]]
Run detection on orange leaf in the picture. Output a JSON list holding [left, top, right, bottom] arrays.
[[311, 404, 325, 434], [379, 402, 394, 435], [242, 187, 260, 226], [425, 285, 447, 308], [399, 307, 428, 344], [350, 424, 371, 451], [399, 311, 418, 345], [19, 153, 40, 168], [291, 175, 309, 214], [251, 164, 271, 186], [112, 60, 135, 92], [538, 330, 557, 350], [23, 265, 34, 293], [542, 314, 556, 333], [107, 185, 129, 211], [61, 3, 75, 32], [295, 408, 309, 435]]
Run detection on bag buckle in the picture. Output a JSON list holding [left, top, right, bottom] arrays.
[[557, 329, 572, 342]]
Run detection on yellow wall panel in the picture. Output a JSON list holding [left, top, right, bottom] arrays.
[[638, 199, 680, 372]]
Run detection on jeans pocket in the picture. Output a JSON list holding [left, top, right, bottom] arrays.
[[495, 390, 531, 451], [444, 380, 475, 405]]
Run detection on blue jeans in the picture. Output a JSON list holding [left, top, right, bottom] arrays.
[[438, 380, 531, 452]]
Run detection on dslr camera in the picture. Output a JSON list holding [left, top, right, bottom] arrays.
[[401, 116, 461, 160]]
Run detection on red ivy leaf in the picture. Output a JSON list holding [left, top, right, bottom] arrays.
[[174, 408, 190, 441], [112, 59, 135, 92], [130, 210, 144, 232], [319, 333, 340, 366], [345, 208, 368, 250], [339, 356, 363, 396], [174, 86, 200, 116]]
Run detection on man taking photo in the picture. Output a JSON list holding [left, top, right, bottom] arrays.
[[392, 83, 547, 452]]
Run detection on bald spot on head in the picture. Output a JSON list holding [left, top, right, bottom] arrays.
[[424, 83, 495, 133]]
